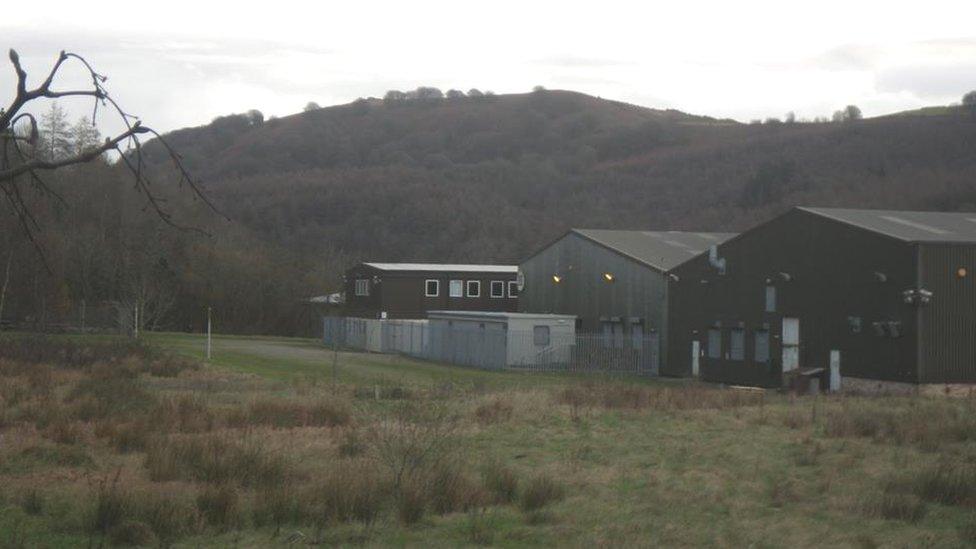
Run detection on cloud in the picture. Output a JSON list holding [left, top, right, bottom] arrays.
[[876, 64, 976, 99], [532, 55, 632, 68]]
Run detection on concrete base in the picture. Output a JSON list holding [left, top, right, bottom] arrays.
[[842, 377, 976, 398]]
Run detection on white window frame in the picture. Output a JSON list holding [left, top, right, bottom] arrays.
[[466, 280, 481, 298], [507, 280, 519, 298], [490, 280, 505, 298], [355, 278, 370, 296], [425, 279, 439, 297], [449, 279, 463, 298]]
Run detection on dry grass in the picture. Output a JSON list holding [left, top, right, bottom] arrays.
[[144, 432, 290, 487], [7, 334, 976, 546]]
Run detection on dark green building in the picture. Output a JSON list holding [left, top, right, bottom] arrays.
[[518, 229, 735, 374], [669, 207, 976, 390]]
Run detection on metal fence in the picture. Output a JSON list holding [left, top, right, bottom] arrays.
[[323, 316, 660, 376]]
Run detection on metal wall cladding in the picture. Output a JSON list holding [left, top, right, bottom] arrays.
[[669, 209, 919, 387], [919, 243, 976, 383], [518, 232, 671, 362]]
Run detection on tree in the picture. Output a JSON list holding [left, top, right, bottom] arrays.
[[384, 90, 407, 104], [446, 89, 465, 99], [70, 116, 101, 156], [833, 104, 862, 123], [532, 85, 546, 93], [39, 102, 71, 161], [304, 102, 321, 112], [467, 88, 483, 97], [0, 49, 216, 258], [963, 90, 976, 116], [784, 111, 796, 124], [414, 87, 444, 101], [245, 109, 264, 125]]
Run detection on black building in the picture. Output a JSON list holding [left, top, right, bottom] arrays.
[[669, 207, 976, 390], [344, 263, 518, 319], [518, 229, 735, 374]]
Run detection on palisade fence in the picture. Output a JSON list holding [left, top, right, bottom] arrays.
[[323, 317, 660, 376]]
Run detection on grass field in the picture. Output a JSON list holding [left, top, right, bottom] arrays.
[[3, 332, 976, 547]]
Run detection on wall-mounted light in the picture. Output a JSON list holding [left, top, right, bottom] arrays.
[[603, 272, 615, 283], [552, 274, 562, 284], [959, 268, 968, 279]]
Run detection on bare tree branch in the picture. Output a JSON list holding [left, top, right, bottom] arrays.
[[0, 48, 225, 265]]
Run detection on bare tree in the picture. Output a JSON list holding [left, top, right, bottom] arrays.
[[0, 49, 218, 258]]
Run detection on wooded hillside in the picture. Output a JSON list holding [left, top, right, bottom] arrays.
[[3, 90, 974, 335]]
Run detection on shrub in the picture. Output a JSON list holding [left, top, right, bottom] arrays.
[[464, 509, 495, 545], [427, 464, 484, 514], [148, 355, 198, 378], [108, 520, 156, 547], [767, 475, 798, 508], [228, 399, 351, 429], [482, 462, 519, 504], [519, 474, 564, 512], [196, 484, 244, 530], [86, 475, 128, 541], [252, 485, 299, 534], [134, 491, 202, 545], [309, 461, 384, 525], [474, 398, 513, 425], [145, 433, 290, 487], [912, 462, 976, 506], [20, 488, 43, 515], [337, 428, 365, 457], [397, 480, 427, 524]]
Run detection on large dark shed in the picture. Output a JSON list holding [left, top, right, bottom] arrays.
[[344, 263, 518, 319], [668, 207, 976, 390], [518, 229, 735, 374]]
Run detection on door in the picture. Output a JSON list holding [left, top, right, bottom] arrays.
[[782, 317, 800, 372], [691, 340, 700, 377], [829, 350, 841, 392]]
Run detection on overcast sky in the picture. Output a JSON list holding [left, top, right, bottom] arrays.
[[3, 1, 976, 135]]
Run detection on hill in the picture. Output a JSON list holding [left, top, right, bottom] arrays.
[[144, 90, 976, 268], [5, 90, 971, 337]]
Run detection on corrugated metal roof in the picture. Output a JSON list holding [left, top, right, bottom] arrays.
[[800, 207, 976, 243], [572, 229, 737, 271], [363, 262, 517, 273]]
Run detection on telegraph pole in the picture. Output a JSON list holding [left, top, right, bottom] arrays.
[[206, 306, 212, 361]]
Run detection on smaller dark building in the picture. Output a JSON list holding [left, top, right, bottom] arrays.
[[669, 207, 976, 390], [343, 263, 518, 319], [518, 229, 735, 374]]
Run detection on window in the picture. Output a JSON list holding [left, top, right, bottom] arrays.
[[466, 280, 481, 297], [730, 328, 745, 361], [533, 325, 551, 346], [490, 280, 505, 298], [508, 280, 519, 298], [355, 279, 370, 296], [707, 328, 722, 359], [602, 320, 624, 349], [425, 279, 439, 297], [754, 330, 770, 362], [449, 279, 463, 297], [765, 285, 776, 313]]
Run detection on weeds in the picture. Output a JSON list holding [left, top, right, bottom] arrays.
[[196, 484, 244, 531], [482, 462, 519, 504], [519, 474, 564, 512], [227, 399, 351, 429], [474, 397, 513, 425], [144, 433, 290, 487]]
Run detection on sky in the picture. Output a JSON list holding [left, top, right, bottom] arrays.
[[3, 1, 976, 136]]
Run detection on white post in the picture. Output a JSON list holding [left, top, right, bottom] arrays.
[[206, 306, 212, 361], [133, 303, 139, 338]]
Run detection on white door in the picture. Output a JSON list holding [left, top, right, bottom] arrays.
[[691, 340, 700, 377], [782, 317, 800, 372], [829, 350, 841, 392]]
